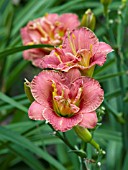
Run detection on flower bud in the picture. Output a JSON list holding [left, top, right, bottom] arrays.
[[116, 113, 125, 124], [100, 0, 112, 5], [80, 9, 96, 31], [24, 79, 34, 102], [74, 126, 100, 151], [121, 0, 127, 8], [100, 0, 112, 15]]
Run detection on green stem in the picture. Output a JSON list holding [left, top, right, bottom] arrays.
[[48, 124, 87, 158], [90, 139, 100, 151]]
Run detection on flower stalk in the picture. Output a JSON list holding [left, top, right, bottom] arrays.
[[48, 123, 87, 158], [100, 0, 112, 16]]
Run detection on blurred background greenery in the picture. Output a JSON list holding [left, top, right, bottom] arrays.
[[0, 0, 128, 169]]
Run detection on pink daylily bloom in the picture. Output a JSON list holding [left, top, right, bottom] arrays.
[[21, 13, 80, 67], [28, 69, 104, 132], [41, 27, 113, 76]]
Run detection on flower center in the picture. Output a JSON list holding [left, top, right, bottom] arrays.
[[52, 81, 82, 117], [77, 50, 91, 67]]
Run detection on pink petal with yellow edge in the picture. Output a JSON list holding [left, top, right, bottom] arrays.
[[79, 77, 104, 112], [78, 111, 98, 129], [31, 71, 65, 105], [63, 27, 98, 53], [42, 108, 83, 132], [28, 101, 45, 120], [58, 13, 80, 31]]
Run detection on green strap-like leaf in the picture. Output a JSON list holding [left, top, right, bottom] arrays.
[[9, 144, 45, 170], [0, 126, 66, 170], [0, 92, 28, 113], [0, 44, 53, 59]]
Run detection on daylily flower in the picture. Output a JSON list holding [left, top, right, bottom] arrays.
[[21, 13, 80, 67], [28, 69, 104, 132], [41, 27, 113, 76]]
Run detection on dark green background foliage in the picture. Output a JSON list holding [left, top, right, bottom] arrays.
[[0, 0, 128, 170]]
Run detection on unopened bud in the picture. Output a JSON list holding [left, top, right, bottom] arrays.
[[122, 0, 127, 6], [80, 9, 96, 31], [74, 126, 100, 151], [102, 150, 106, 155], [24, 79, 34, 102], [97, 162, 101, 167], [109, 19, 114, 24], [116, 113, 125, 124]]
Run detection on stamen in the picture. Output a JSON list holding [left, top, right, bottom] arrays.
[[52, 81, 80, 117], [52, 82, 60, 115], [67, 32, 77, 55], [54, 52, 62, 63], [36, 22, 48, 37], [78, 50, 91, 67], [90, 44, 93, 55], [52, 81, 57, 97]]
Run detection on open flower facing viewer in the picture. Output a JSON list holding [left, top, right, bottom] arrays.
[[21, 13, 80, 67], [27, 69, 104, 132], [41, 27, 113, 76]]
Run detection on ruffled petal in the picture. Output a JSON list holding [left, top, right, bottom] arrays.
[[63, 27, 98, 53], [23, 48, 46, 60], [31, 71, 65, 105], [45, 13, 59, 23], [97, 42, 114, 55], [27, 20, 43, 43], [90, 42, 113, 66], [78, 111, 98, 129], [54, 48, 76, 63], [41, 49, 79, 71], [79, 77, 104, 112], [64, 68, 81, 83], [28, 101, 45, 120], [42, 108, 83, 132], [41, 51, 60, 69], [58, 13, 80, 31], [90, 52, 106, 66]]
